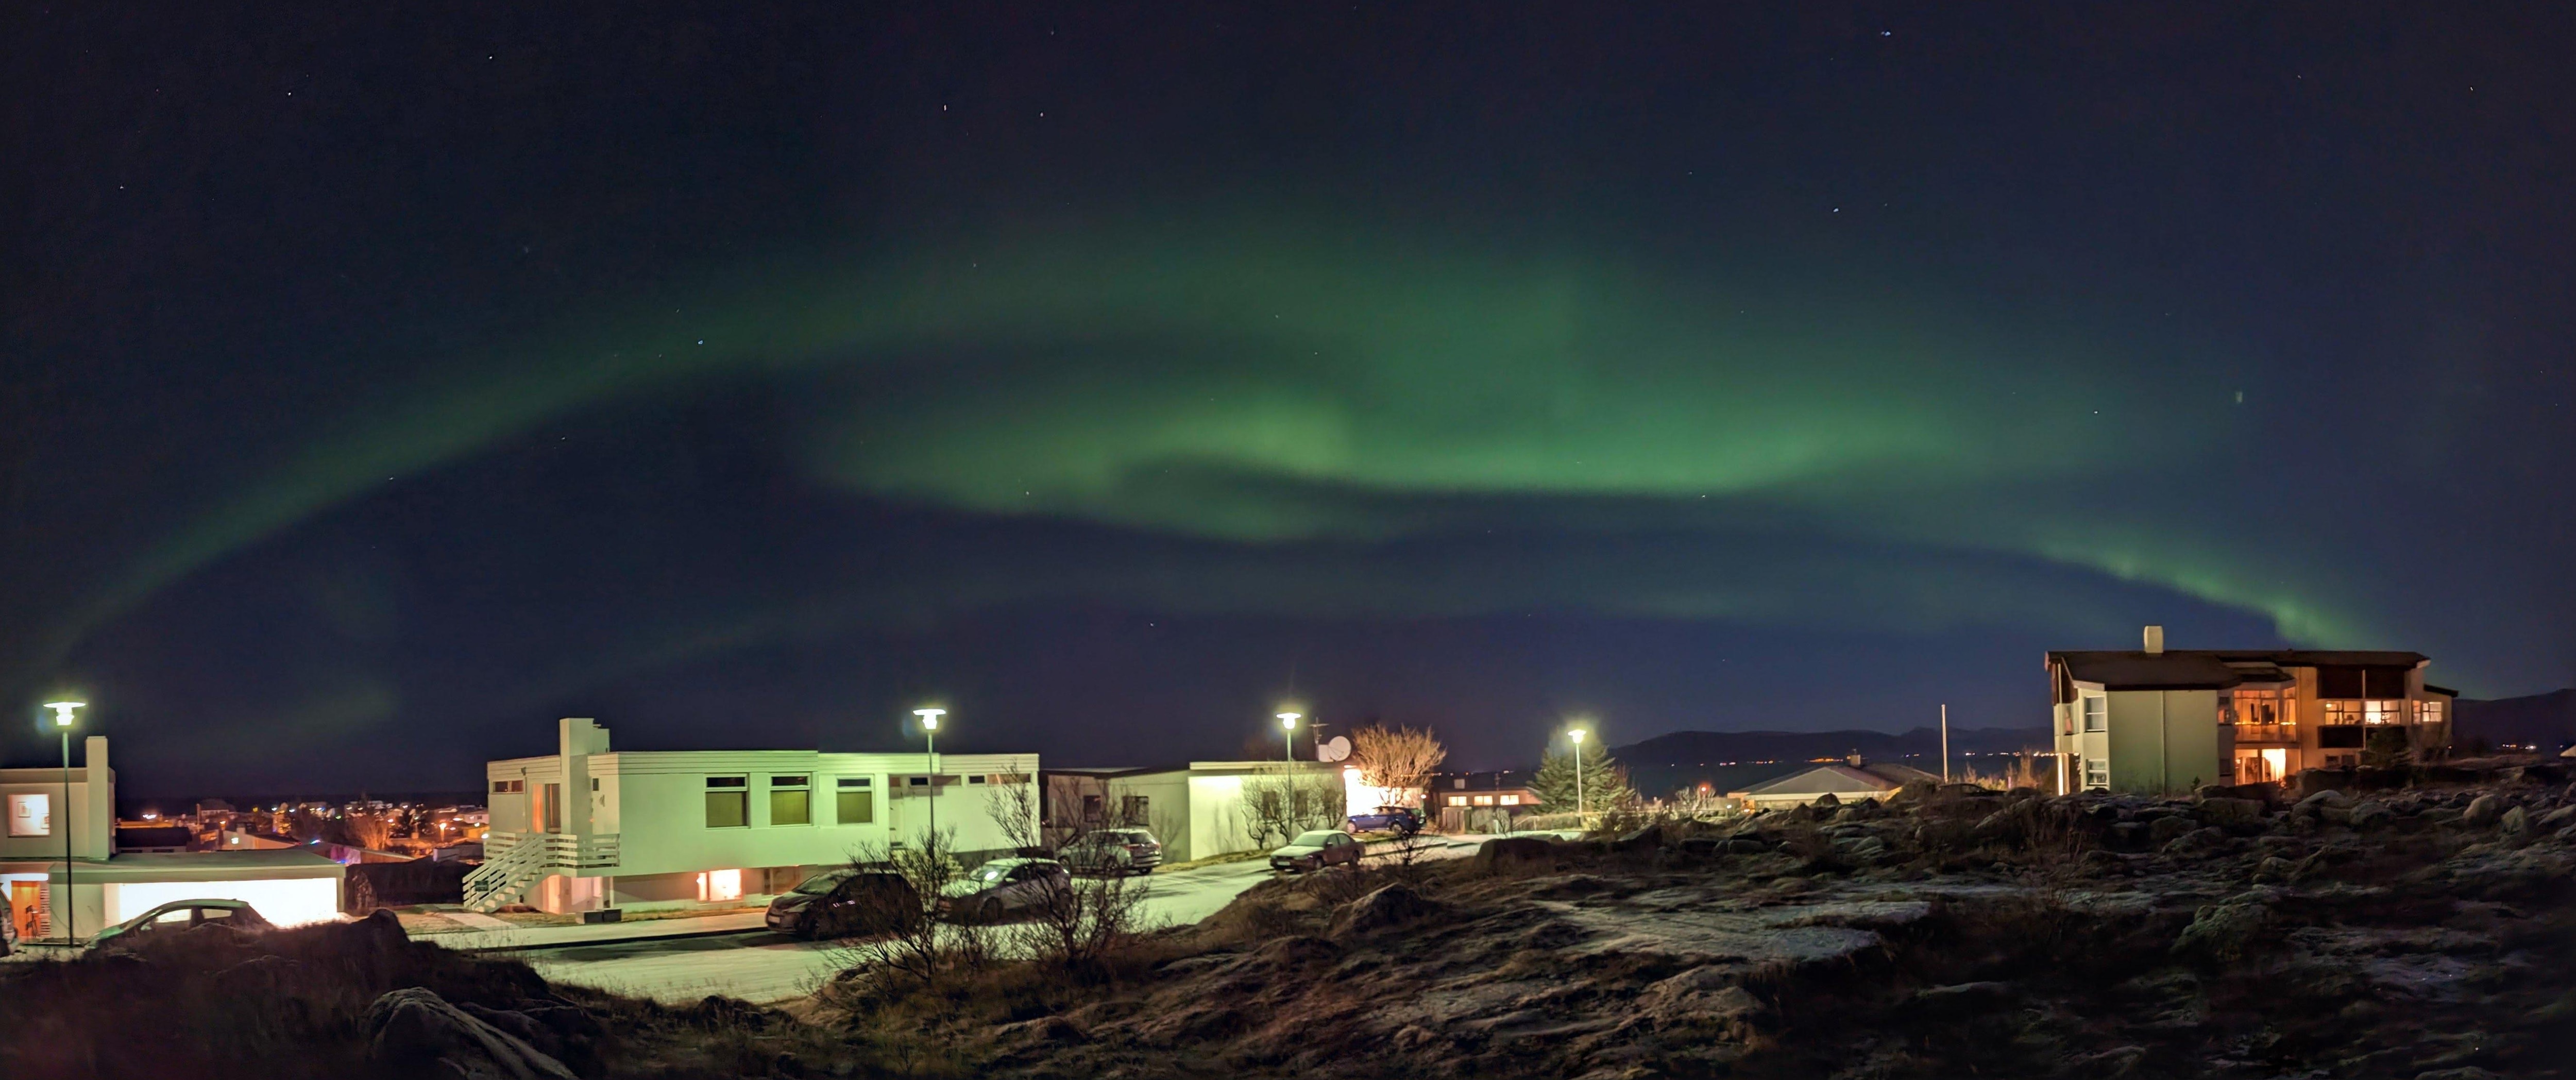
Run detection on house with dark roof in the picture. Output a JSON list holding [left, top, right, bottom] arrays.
[[2047, 626, 2456, 795]]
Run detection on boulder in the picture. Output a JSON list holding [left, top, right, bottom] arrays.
[[1632, 966, 1771, 1039], [1473, 836, 1560, 872], [2148, 815, 2196, 846], [2197, 797, 2265, 825], [366, 987, 578, 1080], [1812, 792, 1842, 809], [1332, 884, 1442, 935], [2297, 790, 2352, 812], [1909, 981, 2013, 1016], [1610, 823, 1666, 853], [2538, 805, 2576, 830], [2252, 856, 2300, 883], [2172, 896, 2271, 962], [2464, 794, 2503, 826], [2347, 801, 2394, 830], [2499, 806, 2530, 835]]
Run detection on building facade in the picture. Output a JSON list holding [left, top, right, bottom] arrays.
[[3, 737, 343, 942], [477, 718, 1040, 914], [1041, 761, 1374, 863], [2048, 627, 2455, 795]]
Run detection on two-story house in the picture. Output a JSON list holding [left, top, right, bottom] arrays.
[[477, 718, 1040, 914], [2048, 627, 2455, 795]]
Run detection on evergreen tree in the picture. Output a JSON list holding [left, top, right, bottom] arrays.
[[1531, 747, 1636, 813]]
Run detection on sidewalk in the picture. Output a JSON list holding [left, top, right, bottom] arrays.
[[410, 908, 771, 952]]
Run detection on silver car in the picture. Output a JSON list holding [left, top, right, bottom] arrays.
[[937, 858, 1072, 922], [1269, 829, 1363, 873]]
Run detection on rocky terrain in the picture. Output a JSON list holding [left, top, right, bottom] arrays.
[[890, 773, 2576, 1079], [7, 769, 2572, 1079]]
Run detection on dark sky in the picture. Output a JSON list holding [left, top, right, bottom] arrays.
[[8, 5, 2572, 796]]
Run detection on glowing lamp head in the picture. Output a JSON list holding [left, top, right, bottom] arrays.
[[913, 708, 944, 731], [1568, 728, 1588, 745], [1277, 712, 1300, 731], [42, 700, 83, 728]]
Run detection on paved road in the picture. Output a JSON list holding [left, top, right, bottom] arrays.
[[516, 838, 1480, 1004]]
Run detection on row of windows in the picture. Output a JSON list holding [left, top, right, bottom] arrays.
[[2072, 694, 2449, 735], [1442, 794, 1524, 807], [705, 775, 875, 829]]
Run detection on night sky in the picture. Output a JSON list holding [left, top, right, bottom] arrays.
[[9, 6, 2573, 796]]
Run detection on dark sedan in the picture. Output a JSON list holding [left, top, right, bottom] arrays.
[[1269, 829, 1364, 873], [766, 870, 921, 939]]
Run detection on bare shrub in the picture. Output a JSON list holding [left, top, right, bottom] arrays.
[[1013, 869, 1154, 980], [984, 758, 1045, 853], [1240, 766, 1347, 849], [831, 829, 989, 991]]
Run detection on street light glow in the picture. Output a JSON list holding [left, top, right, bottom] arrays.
[[1277, 711, 1300, 731], [1568, 728, 1587, 744], [913, 707, 944, 731], [43, 700, 83, 727]]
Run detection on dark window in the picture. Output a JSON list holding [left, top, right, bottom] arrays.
[[770, 775, 810, 826], [2364, 667, 2409, 698], [2317, 726, 2366, 749], [705, 777, 748, 828], [2316, 666, 2365, 698], [1081, 795, 1104, 821]]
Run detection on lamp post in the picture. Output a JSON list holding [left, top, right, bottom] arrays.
[[1568, 727, 1589, 822], [912, 709, 945, 844], [43, 700, 82, 943], [1276, 712, 1301, 763]]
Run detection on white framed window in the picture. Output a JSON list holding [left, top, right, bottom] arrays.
[[2081, 694, 2108, 733], [2083, 759, 2109, 790], [2418, 699, 2445, 724], [769, 775, 810, 826], [704, 777, 749, 828], [7, 793, 50, 837]]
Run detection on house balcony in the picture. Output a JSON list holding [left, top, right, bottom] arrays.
[[2228, 724, 2298, 745]]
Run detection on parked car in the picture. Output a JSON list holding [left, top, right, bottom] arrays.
[[1347, 805, 1424, 836], [937, 858, 1072, 922], [1270, 829, 1365, 873], [765, 869, 921, 939], [90, 899, 274, 951], [1058, 828, 1164, 876]]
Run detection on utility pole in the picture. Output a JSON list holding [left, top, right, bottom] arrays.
[[1940, 704, 1951, 784]]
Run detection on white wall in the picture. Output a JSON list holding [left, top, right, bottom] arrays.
[[108, 877, 340, 928]]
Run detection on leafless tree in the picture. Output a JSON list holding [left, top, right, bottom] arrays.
[[984, 758, 1045, 853], [1240, 766, 1347, 848], [1350, 723, 1446, 805]]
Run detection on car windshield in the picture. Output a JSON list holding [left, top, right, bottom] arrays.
[[792, 873, 850, 896], [969, 863, 1013, 885], [1292, 831, 1342, 846]]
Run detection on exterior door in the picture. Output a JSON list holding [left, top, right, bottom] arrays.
[[8, 882, 39, 940], [539, 783, 563, 833]]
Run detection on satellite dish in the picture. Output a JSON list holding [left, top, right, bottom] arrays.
[[1319, 735, 1352, 763]]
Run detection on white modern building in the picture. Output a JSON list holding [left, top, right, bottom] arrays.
[[1041, 761, 1385, 863], [3, 737, 344, 942], [476, 718, 1040, 914]]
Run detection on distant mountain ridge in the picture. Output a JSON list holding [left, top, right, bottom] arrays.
[[2455, 689, 2576, 751], [1611, 726, 2054, 800]]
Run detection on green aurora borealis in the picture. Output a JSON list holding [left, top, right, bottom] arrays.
[[104, 217, 2368, 657]]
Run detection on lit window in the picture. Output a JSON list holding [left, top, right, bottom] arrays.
[[2418, 700, 2445, 724], [2323, 700, 2363, 725], [1498, 795, 1521, 807], [697, 869, 742, 903], [769, 776, 810, 826], [7, 793, 50, 837], [2363, 700, 2402, 725], [2081, 695, 2107, 733], [1472, 795, 1495, 805], [1446, 796, 1467, 807]]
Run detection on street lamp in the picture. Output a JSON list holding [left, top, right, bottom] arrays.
[[1276, 712, 1301, 763], [1567, 726, 1589, 822], [43, 700, 82, 943], [913, 708, 945, 843]]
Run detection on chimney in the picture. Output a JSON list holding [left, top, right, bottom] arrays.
[[2144, 625, 2165, 654]]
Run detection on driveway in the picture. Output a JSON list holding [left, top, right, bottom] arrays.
[[514, 836, 1482, 1004]]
